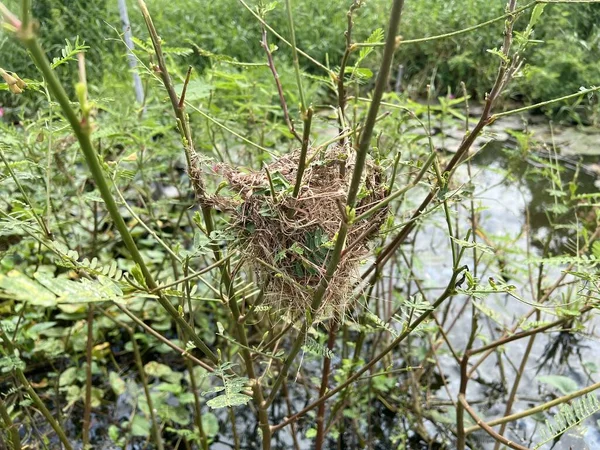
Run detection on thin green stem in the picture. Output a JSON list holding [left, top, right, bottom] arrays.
[[13, 15, 217, 363], [82, 304, 94, 448], [292, 107, 313, 197], [237, 0, 333, 75], [464, 380, 600, 435], [1, 331, 73, 450], [0, 395, 21, 450], [355, 1, 536, 47], [266, 0, 406, 407], [491, 85, 600, 119], [283, 0, 306, 113], [131, 335, 164, 450], [20, 0, 29, 29]]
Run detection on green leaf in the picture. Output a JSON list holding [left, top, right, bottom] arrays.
[[130, 415, 151, 437], [109, 371, 126, 395], [59, 367, 78, 386], [450, 237, 494, 254], [144, 361, 174, 379], [537, 375, 578, 395], [203, 412, 219, 438], [206, 392, 252, 408], [0, 270, 56, 306]]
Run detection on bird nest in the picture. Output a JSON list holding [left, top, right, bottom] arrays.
[[202, 146, 388, 321]]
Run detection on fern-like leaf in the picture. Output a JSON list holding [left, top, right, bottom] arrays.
[[534, 393, 600, 449]]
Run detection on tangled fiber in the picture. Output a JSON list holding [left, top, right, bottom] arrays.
[[203, 146, 388, 321]]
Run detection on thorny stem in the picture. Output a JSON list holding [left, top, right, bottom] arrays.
[[265, 0, 406, 409], [7, 3, 218, 363]]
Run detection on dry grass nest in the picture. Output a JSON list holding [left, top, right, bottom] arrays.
[[203, 146, 389, 321]]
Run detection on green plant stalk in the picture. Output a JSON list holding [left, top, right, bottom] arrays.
[[82, 304, 94, 448], [465, 380, 600, 435], [490, 86, 600, 119], [20, 0, 28, 28], [314, 324, 338, 450], [0, 395, 21, 450], [292, 107, 313, 198], [238, 0, 333, 75], [283, 0, 306, 113], [266, 0, 406, 409], [131, 335, 164, 450], [1, 331, 73, 450], [459, 395, 528, 450], [347, 0, 404, 208], [11, 14, 217, 363], [336, 0, 361, 130], [186, 360, 209, 450], [354, 1, 537, 47]]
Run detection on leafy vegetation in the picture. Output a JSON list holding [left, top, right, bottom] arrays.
[[1, 1, 600, 449]]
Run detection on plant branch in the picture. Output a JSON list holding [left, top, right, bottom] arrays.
[[458, 394, 528, 450], [6, 4, 218, 363], [261, 27, 302, 142]]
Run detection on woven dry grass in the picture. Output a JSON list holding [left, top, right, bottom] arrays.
[[201, 146, 388, 321]]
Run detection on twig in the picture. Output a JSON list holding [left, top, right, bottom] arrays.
[[292, 107, 313, 198], [283, 0, 306, 114], [82, 304, 94, 448], [458, 394, 528, 450], [265, 0, 407, 410], [0, 395, 21, 450], [6, 1, 218, 363], [261, 27, 301, 142], [315, 324, 338, 450], [1, 331, 73, 450]]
